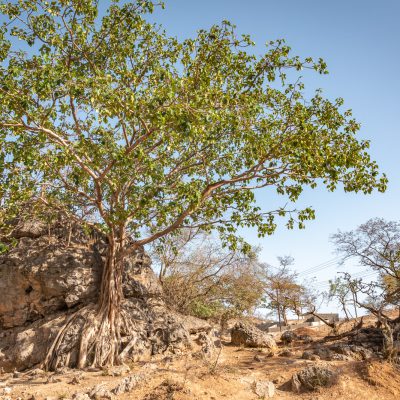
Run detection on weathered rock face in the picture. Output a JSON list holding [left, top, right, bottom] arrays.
[[0, 218, 212, 371], [0, 221, 161, 330], [231, 322, 277, 351]]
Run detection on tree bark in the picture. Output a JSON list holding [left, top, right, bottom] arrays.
[[44, 236, 129, 370]]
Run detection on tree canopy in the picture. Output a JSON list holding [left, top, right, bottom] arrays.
[[0, 0, 387, 252]]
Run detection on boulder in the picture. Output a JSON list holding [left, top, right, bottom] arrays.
[[280, 330, 297, 344], [252, 380, 275, 398], [231, 322, 277, 351], [298, 334, 313, 344], [279, 349, 294, 357], [291, 365, 338, 392]]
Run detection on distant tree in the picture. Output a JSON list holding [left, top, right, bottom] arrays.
[[262, 257, 307, 328], [150, 229, 265, 323], [327, 277, 357, 320], [332, 218, 400, 314], [0, 0, 386, 369], [332, 219, 400, 360]]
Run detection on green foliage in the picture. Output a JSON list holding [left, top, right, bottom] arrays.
[[0, 1, 387, 250]]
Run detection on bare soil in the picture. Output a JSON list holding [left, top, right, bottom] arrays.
[[2, 323, 399, 400]]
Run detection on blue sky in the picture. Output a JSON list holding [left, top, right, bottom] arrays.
[[143, 0, 400, 295]]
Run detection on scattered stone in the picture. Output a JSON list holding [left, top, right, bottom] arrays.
[[87, 384, 113, 400], [330, 353, 353, 361], [68, 376, 82, 385], [281, 331, 297, 344], [313, 347, 333, 360], [253, 354, 262, 362], [2, 387, 12, 395], [272, 376, 284, 385], [27, 368, 45, 377], [299, 334, 313, 344], [231, 322, 277, 351], [291, 373, 302, 393], [55, 367, 72, 375], [279, 349, 294, 357], [291, 365, 339, 392], [112, 375, 141, 395], [252, 380, 275, 398], [72, 393, 91, 400], [301, 351, 314, 360], [46, 374, 62, 383], [106, 364, 130, 377]]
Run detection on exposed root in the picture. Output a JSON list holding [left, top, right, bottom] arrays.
[[42, 304, 127, 371]]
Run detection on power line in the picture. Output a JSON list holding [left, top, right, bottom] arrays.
[[297, 257, 345, 277], [311, 270, 379, 290]]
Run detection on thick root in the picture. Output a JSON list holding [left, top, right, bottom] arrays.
[[40, 299, 208, 371], [42, 304, 125, 371]]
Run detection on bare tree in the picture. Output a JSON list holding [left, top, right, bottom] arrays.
[[332, 218, 400, 360], [150, 230, 265, 324]]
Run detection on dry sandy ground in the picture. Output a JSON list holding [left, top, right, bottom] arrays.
[[2, 334, 400, 400], [2, 315, 399, 400]]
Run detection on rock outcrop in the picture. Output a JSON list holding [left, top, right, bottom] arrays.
[[0, 218, 213, 371], [230, 322, 277, 351]]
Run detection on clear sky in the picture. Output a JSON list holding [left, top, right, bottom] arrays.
[[144, 0, 400, 298]]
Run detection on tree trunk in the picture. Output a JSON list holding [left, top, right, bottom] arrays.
[[282, 308, 288, 326], [78, 239, 125, 367], [44, 237, 129, 370]]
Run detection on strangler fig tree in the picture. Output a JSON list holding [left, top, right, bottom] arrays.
[[0, 0, 387, 369]]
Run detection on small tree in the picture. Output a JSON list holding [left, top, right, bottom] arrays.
[[262, 258, 303, 327], [0, 1, 386, 368], [327, 277, 357, 320]]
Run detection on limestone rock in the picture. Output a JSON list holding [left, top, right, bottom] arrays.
[[291, 365, 338, 392], [280, 330, 297, 344], [279, 349, 294, 357], [252, 380, 275, 398], [231, 322, 277, 351], [88, 384, 112, 400], [0, 218, 214, 372]]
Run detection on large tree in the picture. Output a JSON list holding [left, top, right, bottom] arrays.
[[0, 0, 386, 368]]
